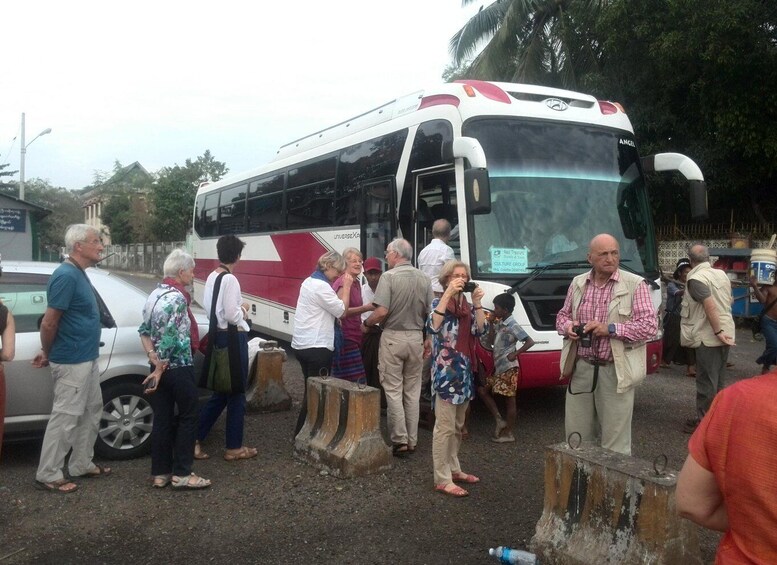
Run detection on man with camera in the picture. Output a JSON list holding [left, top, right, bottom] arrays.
[[556, 233, 658, 455]]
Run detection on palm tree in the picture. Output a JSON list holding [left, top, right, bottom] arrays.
[[449, 0, 604, 89]]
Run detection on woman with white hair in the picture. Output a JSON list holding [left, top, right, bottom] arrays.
[[138, 248, 210, 490], [291, 250, 353, 436]]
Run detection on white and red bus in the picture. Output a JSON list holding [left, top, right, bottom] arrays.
[[190, 80, 707, 388]]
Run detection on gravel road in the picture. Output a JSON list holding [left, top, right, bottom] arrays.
[[0, 271, 765, 563]]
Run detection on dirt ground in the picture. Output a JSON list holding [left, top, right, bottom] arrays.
[[0, 326, 765, 564]]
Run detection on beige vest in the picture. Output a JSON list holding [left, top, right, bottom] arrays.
[[680, 262, 734, 348], [559, 270, 649, 393]]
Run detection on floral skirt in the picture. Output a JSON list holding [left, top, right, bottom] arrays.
[[486, 367, 519, 397]]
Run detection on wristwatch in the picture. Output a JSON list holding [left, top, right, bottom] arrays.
[[608, 323, 616, 336]]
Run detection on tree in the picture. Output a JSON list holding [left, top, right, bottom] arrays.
[[7, 178, 83, 250], [150, 151, 228, 241], [0, 163, 18, 192], [100, 188, 136, 245], [449, 0, 604, 89]]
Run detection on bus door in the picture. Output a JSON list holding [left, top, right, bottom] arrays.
[[360, 177, 396, 264], [413, 167, 458, 262]]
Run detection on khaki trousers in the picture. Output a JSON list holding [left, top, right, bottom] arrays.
[[378, 329, 423, 447], [565, 361, 634, 455], [432, 398, 468, 485], [36, 360, 102, 483]]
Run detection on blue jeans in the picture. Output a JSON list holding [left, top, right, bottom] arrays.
[[197, 332, 249, 449], [757, 315, 777, 370]]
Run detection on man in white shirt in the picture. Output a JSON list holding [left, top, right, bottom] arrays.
[[418, 219, 456, 296]]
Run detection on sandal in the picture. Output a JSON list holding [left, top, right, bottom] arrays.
[[223, 446, 258, 461], [74, 464, 111, 479], [451, 472, 481, 484], [392, 444, 409, 458], [435, 483, 469, 497], [35, 479, 79, 494], [151, 475, 172, 488], [194, 441, 210, 460], [171, 473, 211, 490]]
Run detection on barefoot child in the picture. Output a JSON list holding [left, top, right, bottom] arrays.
[[478, 293, 534, 442]]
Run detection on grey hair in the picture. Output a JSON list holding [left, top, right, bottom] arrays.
[[432, 219, 452, 239], [317, 250, 346, 273], [163, 248, 195, 278], [387, 238, 413, 260], [64, 224, 99, 253], [342, 247, 363, 262], [688, 243, 709, 263]]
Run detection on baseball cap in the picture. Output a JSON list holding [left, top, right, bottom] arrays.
[[363, 257, 382, 272], [673, 258, 691, 279]]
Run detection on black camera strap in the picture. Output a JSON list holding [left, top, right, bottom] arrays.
[[567, 333, 599, 395]]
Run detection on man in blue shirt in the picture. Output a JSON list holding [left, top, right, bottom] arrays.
[[33, 224, 110, 493]]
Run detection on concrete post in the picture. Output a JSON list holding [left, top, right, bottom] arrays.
[[246, 339, 291, 413], [530, 442, 702, 565]]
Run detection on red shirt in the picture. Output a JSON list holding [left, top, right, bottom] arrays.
[[689, 372, 777, 564]]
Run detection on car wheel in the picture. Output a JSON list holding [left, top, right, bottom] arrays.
[[95, 381, 154, 460]]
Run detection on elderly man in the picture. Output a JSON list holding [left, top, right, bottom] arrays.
[[364, 239, 433, 456], [33, 224, 111, 493], [417, 219, 456, 296], [556, 233, 658, 455], [680, 243, 735, 434]]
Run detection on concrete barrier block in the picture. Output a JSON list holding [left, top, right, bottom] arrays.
[[294, 377, 392, 478], [530, 443, 702, 565], [246, 339, 292, 413]]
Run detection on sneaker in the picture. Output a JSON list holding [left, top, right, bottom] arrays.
[[491, 433, 515, 443], [682, 418, 700, 434]]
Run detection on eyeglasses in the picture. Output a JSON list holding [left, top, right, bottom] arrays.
[[384, 250, 395, 258]]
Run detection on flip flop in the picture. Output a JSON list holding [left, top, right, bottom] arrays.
[[194, 442, 210, 460], [451, 472, 481, 484], [223, 446, 258, 461], [171, 473, 211, 490], [435, 483, 469, 497], [35, 479, 78, 494], [74, 464, 111, 479]]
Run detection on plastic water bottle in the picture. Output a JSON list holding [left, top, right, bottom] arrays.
[[488, 546, 539, 564]]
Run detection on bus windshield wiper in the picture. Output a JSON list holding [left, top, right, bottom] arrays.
[[509, 261, 592, 295], [507, 260, 660, 295]]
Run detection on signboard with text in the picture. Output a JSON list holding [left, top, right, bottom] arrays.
[[0, 208, 26, 232]]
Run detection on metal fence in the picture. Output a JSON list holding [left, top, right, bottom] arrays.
[[99, 241, 186, 275], [656, 223, 776, 242]]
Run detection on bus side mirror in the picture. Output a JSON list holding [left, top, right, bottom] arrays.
[[464, 168, 491, 215], [689, 180, 708, 221]]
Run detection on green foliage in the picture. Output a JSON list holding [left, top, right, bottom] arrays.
[[4, 178, 83, 249], [150, 151, 228, 241], [101, 188, 136, 245], [0, 163, 18, 192]]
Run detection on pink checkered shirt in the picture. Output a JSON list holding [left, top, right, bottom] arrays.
[[556, 269, 657, 361]]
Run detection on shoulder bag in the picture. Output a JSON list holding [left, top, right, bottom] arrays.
[[199, 271, 245, 394]]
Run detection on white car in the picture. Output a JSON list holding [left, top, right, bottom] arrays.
[[1, 261, 207, 460]]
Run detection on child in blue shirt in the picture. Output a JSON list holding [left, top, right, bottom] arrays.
[[478, 293, 535, 443]]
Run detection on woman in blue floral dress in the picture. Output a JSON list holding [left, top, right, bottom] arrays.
[[427, 260, 487, 497]]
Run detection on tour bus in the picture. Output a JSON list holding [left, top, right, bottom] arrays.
[[190, 80, 707, 388]]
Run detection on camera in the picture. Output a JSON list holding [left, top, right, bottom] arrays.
[[463, 281, 477, 293], [573, 324, 592, 348]]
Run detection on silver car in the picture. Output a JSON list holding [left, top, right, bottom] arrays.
[[1, 261, 207, 460]]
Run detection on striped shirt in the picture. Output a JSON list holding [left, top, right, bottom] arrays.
[[556, 269, 657, 361]]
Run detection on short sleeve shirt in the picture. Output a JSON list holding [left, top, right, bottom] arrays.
[[47, 263, 101, 364], [138, 284, 192, 368], [493, 315, 530, 375], [372, 263, 433, 331]]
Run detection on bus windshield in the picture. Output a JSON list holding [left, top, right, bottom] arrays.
[[465, 118, 657, 279]]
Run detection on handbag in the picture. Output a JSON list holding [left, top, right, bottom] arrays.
[[198, 270, 245, 394]]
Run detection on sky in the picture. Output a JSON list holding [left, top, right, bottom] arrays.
[[1, 1, 483, 192]]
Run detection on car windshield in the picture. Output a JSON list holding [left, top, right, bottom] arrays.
[[464, 118, 658, 279]]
